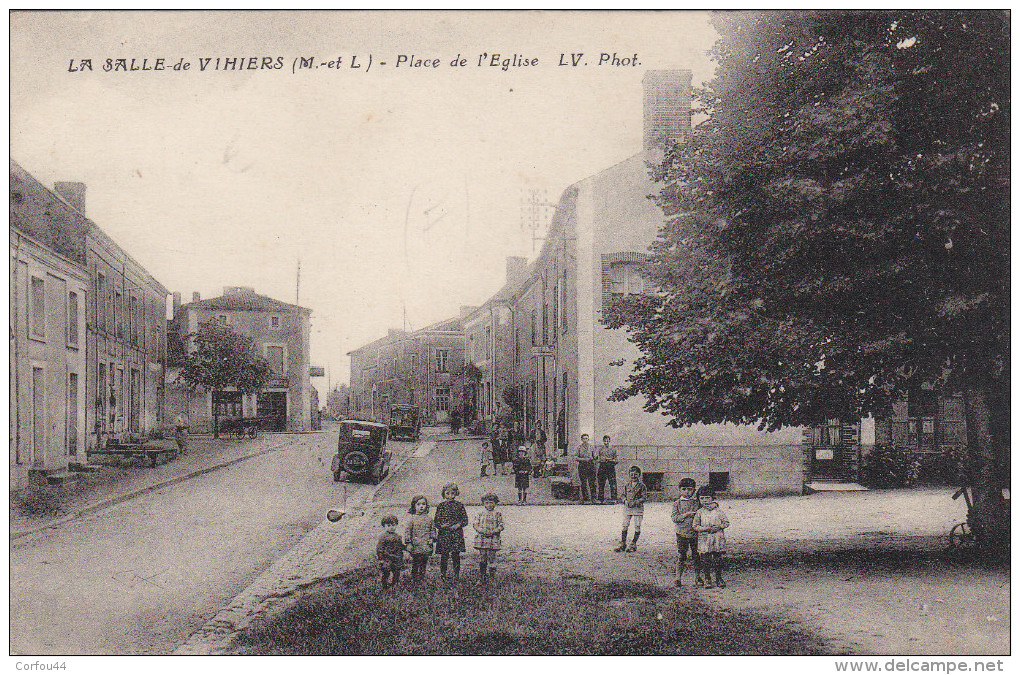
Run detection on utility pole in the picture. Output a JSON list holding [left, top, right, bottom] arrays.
[[296, 259, 301, 305], [520, 188, 556, 254]]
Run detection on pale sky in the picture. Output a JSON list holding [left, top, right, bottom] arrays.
[[10, 10, 718, 395]]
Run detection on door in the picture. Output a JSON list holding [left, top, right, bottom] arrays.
[[32, 367, 45, 467], [257, 392, 287, 431], [68, 373, 79, 457], [810, 420, 843, 478], [129, 369, 140, 434]]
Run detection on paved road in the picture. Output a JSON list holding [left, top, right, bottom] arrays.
[[10, 431, 413, 655]]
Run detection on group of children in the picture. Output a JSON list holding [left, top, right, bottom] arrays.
[[376, 483, 505, 587], [375, 468, 730, 590], [480, 441, 553, 504], [594, 466, 732, 588]]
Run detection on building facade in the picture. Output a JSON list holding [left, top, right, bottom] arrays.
[[169, 287, 314, 432], [10, 161, 169, 486], [348, 317, 466, 425], [470, 71, 820, 498], [9, 228, 89, 488]]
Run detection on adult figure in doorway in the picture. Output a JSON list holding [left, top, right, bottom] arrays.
[[596, 435, 618, 503], [575, 433, 597, 504]]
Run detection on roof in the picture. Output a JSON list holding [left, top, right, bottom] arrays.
[[339, 419, 388, 429], [185, 289, 310, 313]]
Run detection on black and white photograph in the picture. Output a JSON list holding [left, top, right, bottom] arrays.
[[8, 10, 1010, 665]]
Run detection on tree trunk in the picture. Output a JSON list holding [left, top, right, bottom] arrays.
[[213, 391, 220, 440], [963, 386, 1009, 553]]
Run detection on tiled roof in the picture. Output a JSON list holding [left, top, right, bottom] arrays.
[[186, 290, 309, 313]]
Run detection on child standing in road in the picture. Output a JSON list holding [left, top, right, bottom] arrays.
[[513, 446, 533, 504], [376, 515, 405, 588], [434, 483, 469, 582], [480, 441, 493, 477], [473, 493, 504, 583], [405, 495, 435, 582], [615, 466, 647, 552], [692, 487, 731, 588], [671, 478, 703, 587]]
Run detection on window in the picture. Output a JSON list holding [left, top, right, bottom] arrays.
[[117, 367, 125, 419], [130, 296, 138, 345], [552, 282, 559, 339], [709, 472, 730, 493], [96, 273, 107, 332], [436, 388, 450, 412], [267, 345, 286, 375], [643, 472, 665, 492], [485, 326, 492, 359], [531, 309, 537, 346], [543, 300, 550, 345], [611, 262, 645, 297], [436, 349, 449, 373], [468, 334, 475, 362], [68, 291, 79, 345], [561, 265, 568, 333], [270, 315, 281, 329], [513, 328, 519, 366], [97, 363, 107, 419], [213, 391, 243, 418], [217, 314, 228, 324], [116, 291, 123, 338], [411, 353, 418, 372], [30, 276, 45, 339]]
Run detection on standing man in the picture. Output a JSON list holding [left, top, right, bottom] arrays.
[[173, 413, 189, 455], [596, 434, 618, 504], [531, 420, 548, 478], [575, 433, 597, 504]]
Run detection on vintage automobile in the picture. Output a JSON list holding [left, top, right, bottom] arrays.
[[388, 404, 422, 442], [331, 419, 392, 484]]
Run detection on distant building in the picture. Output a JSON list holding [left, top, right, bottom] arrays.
[[169, 287, 314, 432], [326, 383, 352, 420], [348, 317, 466, 425], [10, 160, 169, 487]]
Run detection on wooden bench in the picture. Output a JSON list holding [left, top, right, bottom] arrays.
[[87, 442, 178, 467]]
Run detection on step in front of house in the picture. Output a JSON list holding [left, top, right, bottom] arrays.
[[805, 481, 868, 493], [29, 470, 81, 486], [69, 462, 103, 473]]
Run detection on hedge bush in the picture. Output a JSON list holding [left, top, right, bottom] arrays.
[[861, 444, 922, 488]]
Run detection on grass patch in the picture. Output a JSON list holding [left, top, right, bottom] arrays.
[[233, 567, 828, 655]]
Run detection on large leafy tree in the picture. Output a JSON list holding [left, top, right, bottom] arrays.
[[607, 11, 1008, 544], [181, 321, 271, 438]]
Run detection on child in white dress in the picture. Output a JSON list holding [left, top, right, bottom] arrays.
[[692, 487, 730, 588]]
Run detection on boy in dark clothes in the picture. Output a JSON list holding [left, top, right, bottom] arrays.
[[671, 478, 703, 587], [376, 514, 405, 588], [513, 446, 533, 504]]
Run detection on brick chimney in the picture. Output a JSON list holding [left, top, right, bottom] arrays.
[[192, 292, 201, 303], [54, 181, 86, 214], [172, 291, 182, 319], [505, 256, 528, 286], [642, 70, 693, 152]]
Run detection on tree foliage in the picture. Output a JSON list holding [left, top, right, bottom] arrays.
[[608, 10, 1009, 433]]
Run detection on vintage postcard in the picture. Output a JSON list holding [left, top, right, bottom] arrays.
[[9, 10, 1009, 668]]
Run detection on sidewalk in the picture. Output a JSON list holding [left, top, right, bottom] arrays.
[[10, 432, 319, 539]]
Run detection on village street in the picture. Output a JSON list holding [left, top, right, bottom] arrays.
[[9, 426, 413, 655]]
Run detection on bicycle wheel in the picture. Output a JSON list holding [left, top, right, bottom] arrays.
[[949, 522, 976, 550]]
